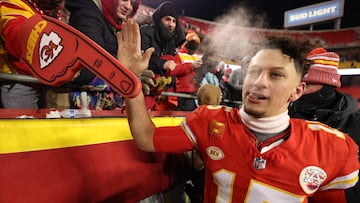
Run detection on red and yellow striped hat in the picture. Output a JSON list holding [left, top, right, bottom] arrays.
[[303, 48, 341, 87], [185, 30, 200, 44]]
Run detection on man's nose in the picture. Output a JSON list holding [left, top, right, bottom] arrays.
[[253, 72, 268, 88], [124, 1, 132, 9], [169, 22, 176, 29]]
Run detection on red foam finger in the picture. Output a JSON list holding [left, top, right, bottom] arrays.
[[20, 15, 141, 98]]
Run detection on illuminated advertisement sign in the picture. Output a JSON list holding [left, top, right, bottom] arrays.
[[284, 0, 344, 28]]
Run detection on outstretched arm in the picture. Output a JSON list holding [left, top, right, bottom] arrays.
[[117, 19, 156, 152]]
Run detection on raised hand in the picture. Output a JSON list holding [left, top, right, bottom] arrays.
[[117, 19, 154, 77], [163, 60, 177, 71], [192, 59, 203, 69]]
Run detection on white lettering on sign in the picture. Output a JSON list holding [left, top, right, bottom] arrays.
[[308, 6, 337, 18], [290, 12, 308, 21], [289, 6, 337, 23]]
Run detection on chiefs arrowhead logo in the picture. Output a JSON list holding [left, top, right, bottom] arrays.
[[20, 14, 141, 98], [39, 31, 63, 69], [299, 166, 327, 194]]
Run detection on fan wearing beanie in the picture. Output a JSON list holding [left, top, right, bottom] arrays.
[[289, 47, 358, 122], [140, 1, 185, 75], [139, 1, 186, 110], [289, 48, 360, 203]]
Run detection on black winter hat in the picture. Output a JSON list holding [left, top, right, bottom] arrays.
[[157, 1, 178, 19]]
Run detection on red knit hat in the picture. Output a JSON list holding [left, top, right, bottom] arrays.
[[181, 30, 200, 50], [303, 48, 341, 87]]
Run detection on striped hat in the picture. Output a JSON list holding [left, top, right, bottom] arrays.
[[303, 48, 341, 87], [185, 30, 200, 43]]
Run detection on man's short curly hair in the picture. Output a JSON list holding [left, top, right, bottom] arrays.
[[258, 35, 314, 78]]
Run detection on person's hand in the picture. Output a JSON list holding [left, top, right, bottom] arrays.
[[215, 61, 225, 72], [163, 60, 177, 71], [192, 59, 203, 69], [117, 19, 154, 77], [140, 70, 155, 95]]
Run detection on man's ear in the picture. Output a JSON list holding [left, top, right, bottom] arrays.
[[289, 82, 306, 102]]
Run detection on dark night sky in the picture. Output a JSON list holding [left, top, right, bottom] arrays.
[[141, 0, 360, 29]]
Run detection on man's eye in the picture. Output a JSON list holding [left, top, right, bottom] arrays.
[[271, 72, 283, 78]]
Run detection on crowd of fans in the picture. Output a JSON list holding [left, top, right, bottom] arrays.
[[1, 1, 359, 203]]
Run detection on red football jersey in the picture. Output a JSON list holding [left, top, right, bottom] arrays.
[[153, 105, 360, 202]]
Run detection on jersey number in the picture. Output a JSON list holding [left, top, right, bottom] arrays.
[[213, 169, 305, 203]]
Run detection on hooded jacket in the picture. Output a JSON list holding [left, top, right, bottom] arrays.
[[140, 1, 185, 75], [65, 0, 139, 86]]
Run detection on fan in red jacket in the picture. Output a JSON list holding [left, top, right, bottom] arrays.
[[161, 30, 203, 111]]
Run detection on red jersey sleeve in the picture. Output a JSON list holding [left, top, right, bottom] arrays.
[[308, 189, 346, 203], [153, 105, 222, 153], [153, 126, 193, 153]]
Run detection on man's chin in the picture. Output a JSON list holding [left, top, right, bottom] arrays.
[[243, 106, 265, 118], [117, 14, 127, 21]]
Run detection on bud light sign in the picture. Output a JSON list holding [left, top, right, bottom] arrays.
[[284, 0, 344, 28]]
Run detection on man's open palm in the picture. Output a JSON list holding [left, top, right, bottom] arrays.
[[117, 19, 154, 77]]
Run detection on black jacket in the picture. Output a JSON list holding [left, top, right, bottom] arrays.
[[140, 2, 185, 75], [289, 89, 359, 132], [340, 110, 360, 203], [65, 0, 118, 86]]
